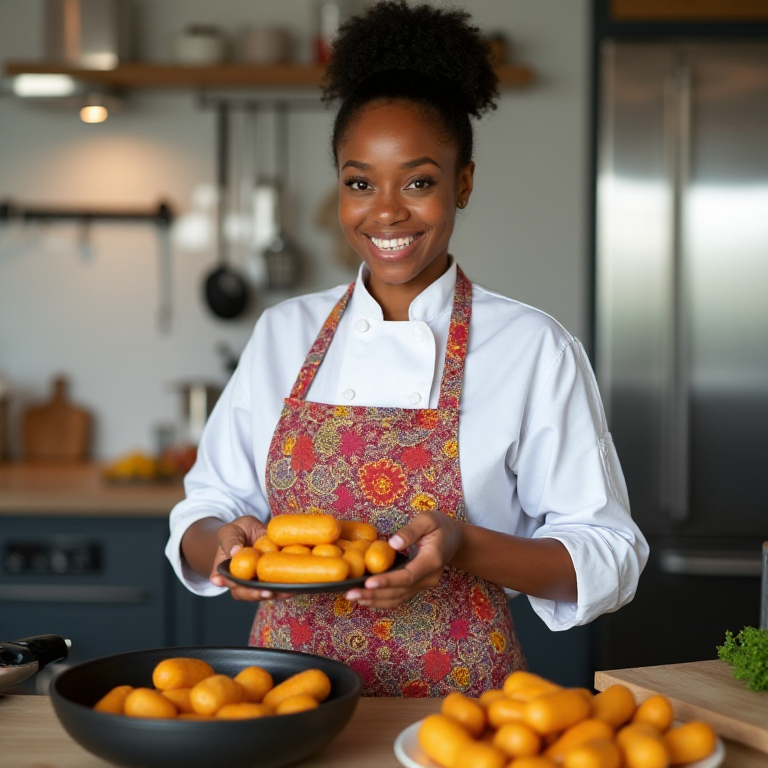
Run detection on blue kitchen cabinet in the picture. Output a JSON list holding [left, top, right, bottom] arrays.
[[0, 516, 172, 691]]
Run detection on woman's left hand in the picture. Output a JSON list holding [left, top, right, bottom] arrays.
[[345, 510, 463, 609]]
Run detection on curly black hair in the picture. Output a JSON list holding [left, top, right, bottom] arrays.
[[323, 1, 498, 168]]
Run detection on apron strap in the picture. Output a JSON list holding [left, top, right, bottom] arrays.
[[437, 266, 472, 410], [288, 267, 473, 406], [289, 281, 355, 400]]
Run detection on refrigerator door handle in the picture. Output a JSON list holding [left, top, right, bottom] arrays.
[[660, 62, 692, 523], [659, 549, 763, 577]]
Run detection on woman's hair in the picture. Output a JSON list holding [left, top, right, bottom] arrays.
[[323, 0, 498, 169]]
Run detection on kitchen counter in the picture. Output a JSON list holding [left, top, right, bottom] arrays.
[[1, 695, 435, 768], [1, 693, 765, 768], [0, 463, 185, 516]]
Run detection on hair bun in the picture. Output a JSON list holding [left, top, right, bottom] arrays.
[[323, 0, 498, 118]]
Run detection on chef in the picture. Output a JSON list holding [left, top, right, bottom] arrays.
[[166, 0, 648, 697]]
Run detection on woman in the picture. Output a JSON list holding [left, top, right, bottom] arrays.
[[167, 1, 648, 697]]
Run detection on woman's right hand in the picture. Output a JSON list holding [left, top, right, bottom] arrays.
[[207, 516, 292, 602]]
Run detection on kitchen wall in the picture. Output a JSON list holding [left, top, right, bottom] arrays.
[[0, 0, 591, 460]]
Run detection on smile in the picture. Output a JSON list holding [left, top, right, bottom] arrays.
[[367, 233, 422, 252]]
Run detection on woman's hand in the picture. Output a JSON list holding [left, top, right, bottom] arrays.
[[207, 517, 292, 602], [345, 510, 463, 609]]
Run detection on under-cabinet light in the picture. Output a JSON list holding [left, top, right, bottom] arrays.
[[80, 104, 108, 123], [13, 74, 77, 97]]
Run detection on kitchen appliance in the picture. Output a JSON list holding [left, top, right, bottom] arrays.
[[0, 634, 69, 692], [44, 0, 133, 70], [51, 646, 362, 768], [594, 42, 768, 669]]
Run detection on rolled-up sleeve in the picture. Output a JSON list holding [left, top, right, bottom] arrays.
[[515, 339, 648, 630], [164, 331, 270, 596]]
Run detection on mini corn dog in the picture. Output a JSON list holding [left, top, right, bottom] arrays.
[[256, 552, 350, 583], [267, 514, 342, 547]]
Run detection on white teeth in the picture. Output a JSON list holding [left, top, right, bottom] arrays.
[[370, 234, 418, 251]]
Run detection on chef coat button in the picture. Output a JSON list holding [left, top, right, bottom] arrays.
[[409, 393, 422, 405], [343, 389, 355, 400], [356, 319, 370, 333]]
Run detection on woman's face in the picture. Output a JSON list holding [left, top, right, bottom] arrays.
[[337, 101, 474, 303]]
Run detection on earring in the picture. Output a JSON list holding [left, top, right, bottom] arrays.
[[457, 200, 467, 209]]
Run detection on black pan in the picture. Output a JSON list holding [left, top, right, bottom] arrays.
[[51, 645, 362, 768]]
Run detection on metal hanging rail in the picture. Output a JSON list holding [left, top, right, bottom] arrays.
[[0, 200, 174, 225]]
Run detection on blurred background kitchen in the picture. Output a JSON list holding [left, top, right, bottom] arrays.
[[1, 0, 766, 693]]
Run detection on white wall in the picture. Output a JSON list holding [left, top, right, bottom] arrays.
[[0, 0, 590, 460]]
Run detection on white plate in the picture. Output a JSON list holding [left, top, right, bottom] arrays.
[[394, 719, 726, 768]]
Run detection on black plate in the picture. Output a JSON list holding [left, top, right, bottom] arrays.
[[51, 646, 362, 768], [217, 551, 411, 594]]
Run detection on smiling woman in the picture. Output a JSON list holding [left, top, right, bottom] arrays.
[[167, 0, 648, 699]]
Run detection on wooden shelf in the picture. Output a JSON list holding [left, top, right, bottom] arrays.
[[3, 61, 534, 90]]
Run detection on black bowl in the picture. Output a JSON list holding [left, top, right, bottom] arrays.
[[51, 646, 363, 768]]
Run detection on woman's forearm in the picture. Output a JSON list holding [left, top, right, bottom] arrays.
[[180, 517, 224, 579], [450, 523, 578, 603]]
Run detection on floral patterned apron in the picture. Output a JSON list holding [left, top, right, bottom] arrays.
[[249, 267, 525, 696]]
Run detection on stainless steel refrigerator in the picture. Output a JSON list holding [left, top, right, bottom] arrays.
[[594, 41, 768, 669]]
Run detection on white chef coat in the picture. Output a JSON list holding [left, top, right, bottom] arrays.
[[166, 259, 648, 631]]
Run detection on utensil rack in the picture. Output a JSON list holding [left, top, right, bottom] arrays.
[[0, 200, 174, 226], [0, 200, 175, 334]]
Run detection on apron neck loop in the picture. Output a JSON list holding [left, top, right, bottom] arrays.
[[288, 268, 473, 408]]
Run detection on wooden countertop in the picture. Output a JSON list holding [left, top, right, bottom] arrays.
[[1, 692, 765, 768], [0, 694, 437, 768], [595, 661, 768, 767], [0, 463, 185, 516]]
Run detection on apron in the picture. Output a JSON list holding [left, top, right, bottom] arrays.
[[249, 267, 525, 696]]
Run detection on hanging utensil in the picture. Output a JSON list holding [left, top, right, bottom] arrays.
[[264, 104, 299, 291], [203, 103, 249, 319]]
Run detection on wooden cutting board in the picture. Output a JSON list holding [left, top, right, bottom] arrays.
[[595, 660, 768, 754], [22, 376, 91, 462]]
